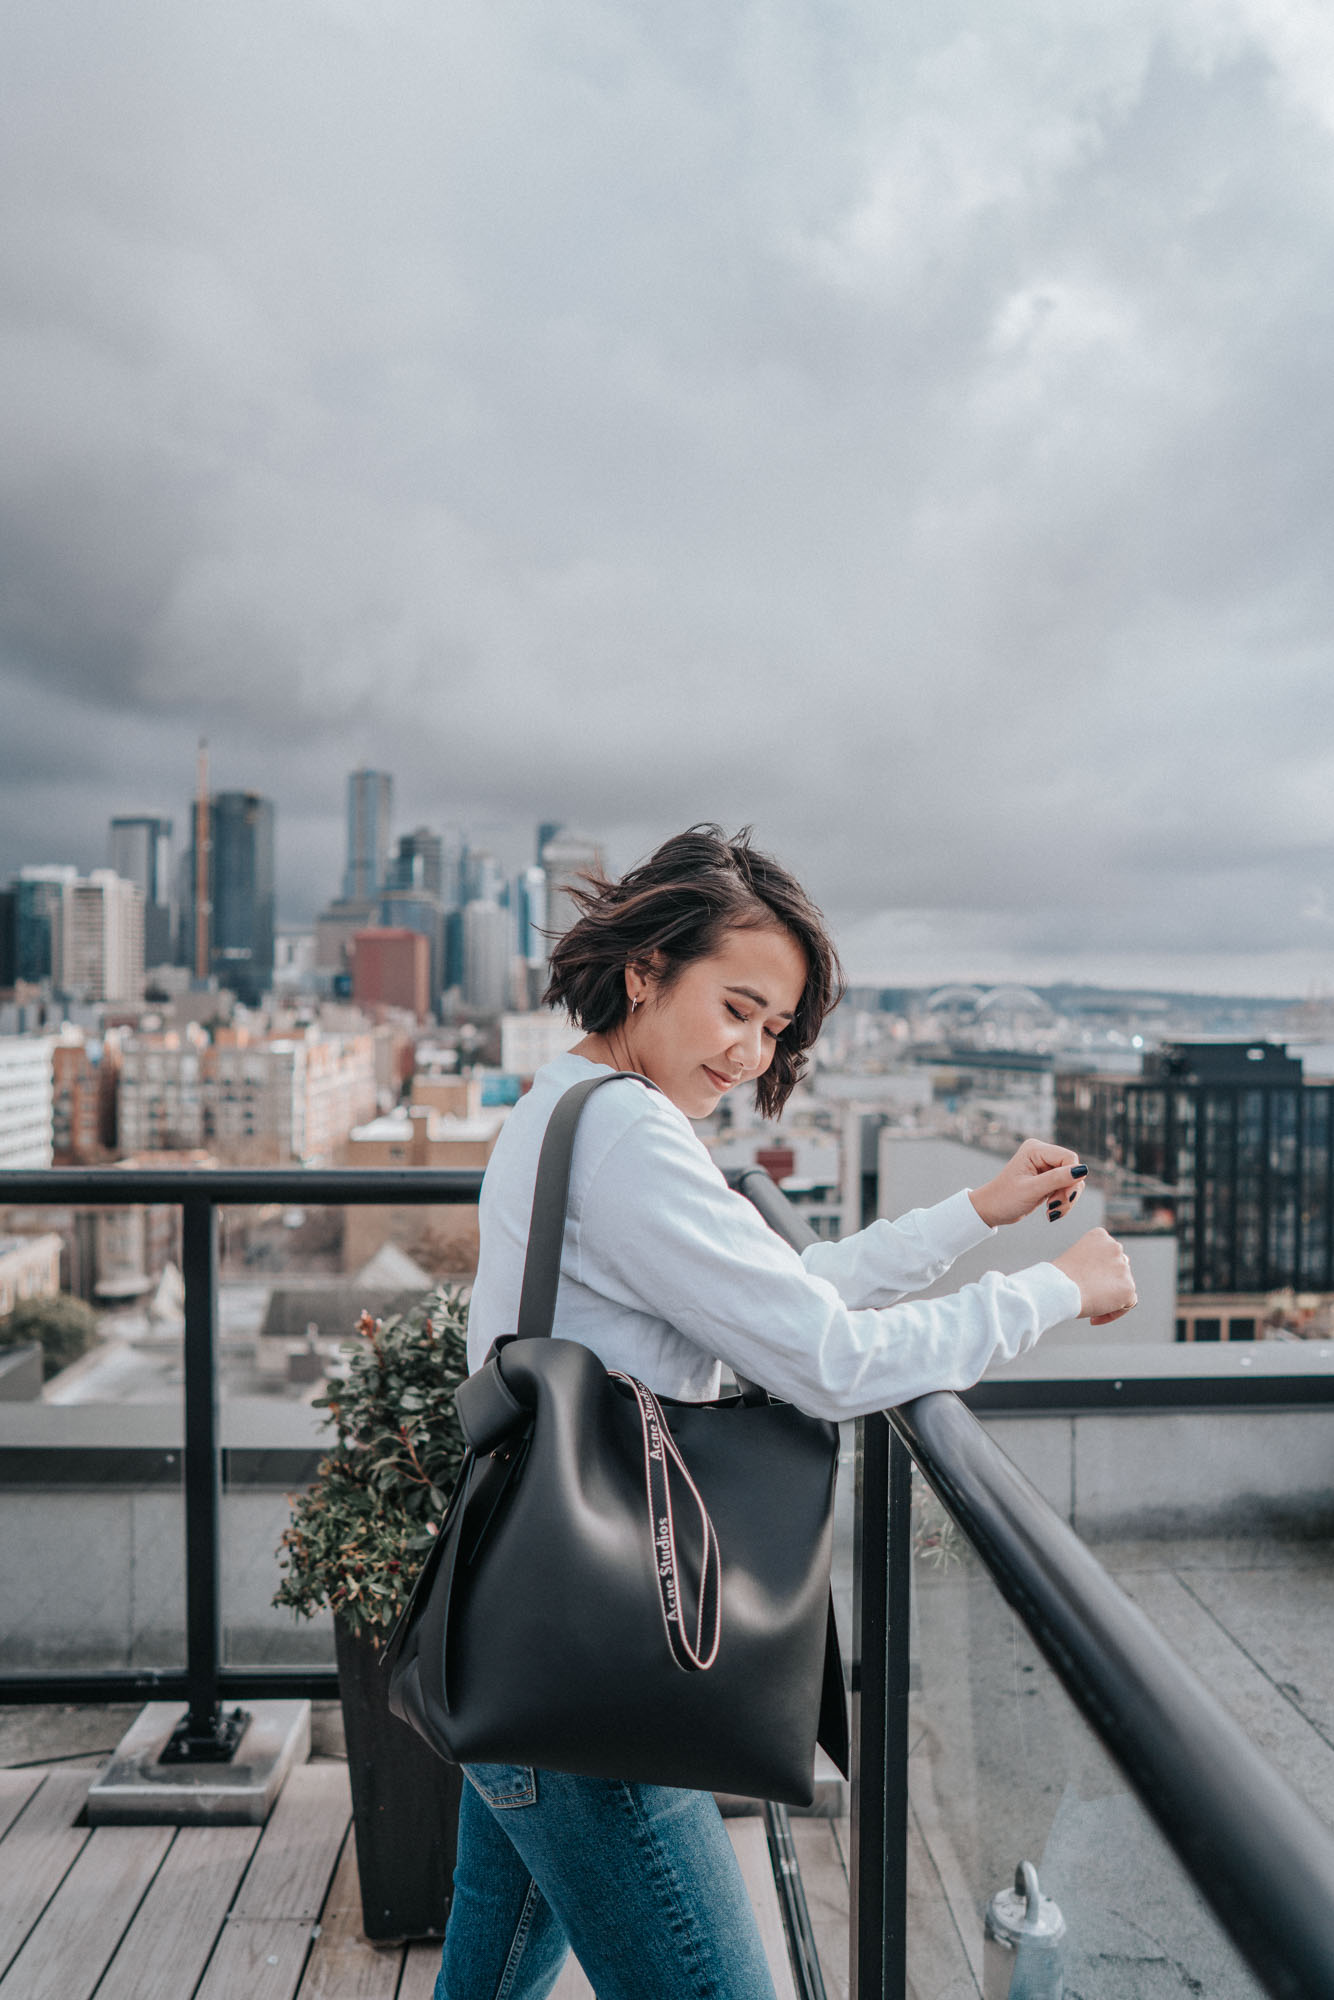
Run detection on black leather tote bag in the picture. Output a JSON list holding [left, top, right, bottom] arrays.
[[386, 1070, 848, 1807]]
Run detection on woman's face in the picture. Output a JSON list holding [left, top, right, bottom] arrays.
[[623, 924, 808, 1118]]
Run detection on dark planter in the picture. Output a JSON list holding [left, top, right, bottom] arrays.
[[334, 1618, 463, 1943]]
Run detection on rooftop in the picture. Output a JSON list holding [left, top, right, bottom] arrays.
[[0, 1741, 820, 2000], [5, 1524, 1330, 1997]]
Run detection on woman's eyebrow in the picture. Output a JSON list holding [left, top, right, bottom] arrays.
[[725, 984, 795, 1022]]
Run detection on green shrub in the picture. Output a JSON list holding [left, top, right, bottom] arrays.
[[274, 1285, 471, 1644], [0, 1293, 98, 1381]]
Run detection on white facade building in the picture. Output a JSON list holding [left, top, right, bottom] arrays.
[[462, 900, 511, 1014], [117, 1037, 207, 1153], [541, 831, 602, 946], [0, 1038, 55, 1169], [0, 1233, 62, 1317], [117, 1030, 377, 1165], [499, 1010, 580, 1076], [53, 871, 144, 1006]]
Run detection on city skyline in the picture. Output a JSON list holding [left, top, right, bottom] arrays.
[[2, 752, 1334, 1000], [2, 755, 1330, 1002], [4, 3, 1334, 998]]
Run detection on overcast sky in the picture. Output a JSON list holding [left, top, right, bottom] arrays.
[[3, 0, 1334, 995]]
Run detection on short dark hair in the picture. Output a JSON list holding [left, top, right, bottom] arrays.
[[544, 825, 844, 1118]]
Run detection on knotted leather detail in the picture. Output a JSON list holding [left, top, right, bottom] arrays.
[[456, 1354, 528, 1454]]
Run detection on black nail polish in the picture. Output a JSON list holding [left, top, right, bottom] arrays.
[[1070, 1164, 1089, 1179]]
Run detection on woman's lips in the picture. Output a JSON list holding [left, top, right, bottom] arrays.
[[703, 1066, 735, 1091]]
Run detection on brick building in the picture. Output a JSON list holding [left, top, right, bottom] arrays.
[[352, 928, 431, 1021]]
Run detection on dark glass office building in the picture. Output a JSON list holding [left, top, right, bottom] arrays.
[[0, 888, 14, 988], [109, 815, 174, 967], [184, 792, 275, 1005], [1056, 1042, 1333, 1294]]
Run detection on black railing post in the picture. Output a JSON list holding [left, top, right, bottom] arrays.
[[851, 1411, 910, 1999], [850, 1412, 885, 2000], [160, 1195, 247, 1761], [884, 1428, 912, 1995]]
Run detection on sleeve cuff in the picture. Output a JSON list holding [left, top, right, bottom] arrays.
[[1017, 1260, 1083, 1332], [931, 1187, 997, 1259]]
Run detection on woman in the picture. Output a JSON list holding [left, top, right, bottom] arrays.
[[439, 826, 1135, 2000]]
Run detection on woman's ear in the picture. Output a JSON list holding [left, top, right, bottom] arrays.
[[627, 953, 662, 989]]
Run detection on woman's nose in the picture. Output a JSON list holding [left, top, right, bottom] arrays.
[[729, 1020, 764, 1073]]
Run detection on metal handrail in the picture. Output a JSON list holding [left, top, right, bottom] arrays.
[[893, 1391, 1334, 2000], [0, 1166, 486, 1204], [730, 1165, 1334, 2000]]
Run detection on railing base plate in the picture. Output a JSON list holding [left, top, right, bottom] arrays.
[[87, 1699, 311, 1825]]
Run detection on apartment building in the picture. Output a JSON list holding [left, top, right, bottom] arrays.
[[52, 871, 144, 1006], [0, 1037, 54, 1170], [117, 1029, 377, 1166]]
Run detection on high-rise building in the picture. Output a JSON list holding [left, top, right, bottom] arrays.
[[462, 899, 512, 1014], [518, 865, 548, 966], [14, 867, 77, 985], [183, 793, 276, 1005], [344, 770, 394, 902], [379, 829, 446, 999], [52, 872, 144, 1006], [462, 847, 505, 906], [273, 929, 317, 990], [1056, 1041, 1334, 1295], [0, 889, 15, 989], [109, 815, 174, 967], [541, 832, 603, 947], [377, 886, 444, 1003], [536, 821, 564, 864], [391, 828, 444, 900]]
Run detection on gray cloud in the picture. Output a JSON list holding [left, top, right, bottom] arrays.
[[3, 0, 1334, 992]]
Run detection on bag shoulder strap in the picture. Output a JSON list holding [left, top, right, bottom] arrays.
[[512, 1066, 770, 1406], [516, 1070, 656, 1342]]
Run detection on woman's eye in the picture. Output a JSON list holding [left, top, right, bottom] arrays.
[[725, 1004, 746, 1023]]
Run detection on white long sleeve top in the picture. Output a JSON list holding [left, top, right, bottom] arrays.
[[465, 1053, 1081, 1421]]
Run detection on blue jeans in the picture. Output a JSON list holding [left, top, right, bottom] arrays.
[[434, 1764, 780, 2000]]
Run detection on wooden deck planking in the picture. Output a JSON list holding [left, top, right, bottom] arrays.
[[194, 1761, 352, 2000], [906, 1722, 986, 1997], [0, 1757, 832, 2000], [195, 1917, 319, 2000], [298, 1831, 402, 2000], [0, 1768, 43, 1843], [231, 1760, 353, 1921], [94, 1823, 261, 2000], [0, 1770, 94, 1978], [789, 1816, 850, 2000], [396, 1941, 442, 1999], [0, 1823, 173, 2000], [727, 1817, 799, 2000], [905, 1813, 981, 2000]]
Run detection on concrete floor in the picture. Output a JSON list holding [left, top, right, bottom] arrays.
[[904, 1532, 1334, 1999]]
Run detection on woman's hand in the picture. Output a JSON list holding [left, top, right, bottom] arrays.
[[1053, 1228, 1138, 1324], [969, 1139, 1089, 1229]]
